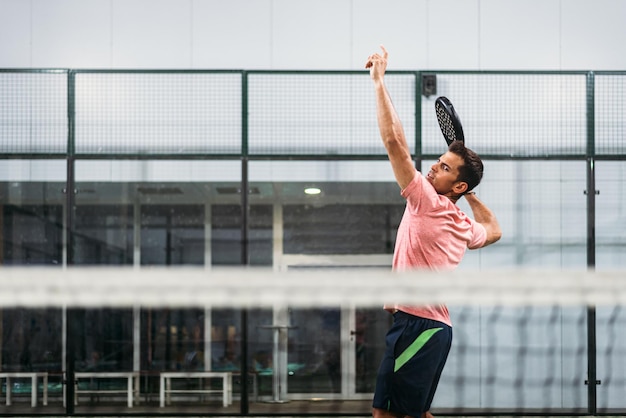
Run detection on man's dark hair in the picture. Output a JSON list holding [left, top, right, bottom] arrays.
[[449, 141, 483, 192]]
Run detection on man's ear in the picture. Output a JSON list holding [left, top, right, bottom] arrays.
[[453, 181, 468, 195]]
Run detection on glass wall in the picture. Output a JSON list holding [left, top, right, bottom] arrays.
[[0, 159, 66, 402], [247, 160, 401, 407], [0, 70, 624, 415], [594, 74, 626, 413]]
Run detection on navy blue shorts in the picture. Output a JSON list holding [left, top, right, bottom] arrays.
[[372, 311, 452, 417]]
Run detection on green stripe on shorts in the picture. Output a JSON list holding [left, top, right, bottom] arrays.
[[394, 327, 443, 372]]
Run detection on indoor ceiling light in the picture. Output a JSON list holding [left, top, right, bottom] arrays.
[[304, 187, 321, 195]]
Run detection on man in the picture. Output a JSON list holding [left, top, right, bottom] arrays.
[[365, 46, 502, 418]]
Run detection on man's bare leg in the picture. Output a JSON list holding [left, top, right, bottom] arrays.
[[372, 407, 435, 418], [372, 407, 405, 418]]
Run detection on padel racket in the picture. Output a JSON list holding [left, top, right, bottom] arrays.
[[435, 96, 465, 145]]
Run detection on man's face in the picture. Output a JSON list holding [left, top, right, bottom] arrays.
[[426, 151, 466, 196]]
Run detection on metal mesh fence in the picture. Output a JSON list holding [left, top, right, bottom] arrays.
[[0, 71, 68, 154], [247, 72, 415, 156], [74, 72, 242, 155], [421, 73, 588, 156], [0, 70, 623, 159], [595, 74, 626, 155]]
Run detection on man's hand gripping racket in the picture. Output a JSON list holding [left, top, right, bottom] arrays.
[[435, 96, 465, 146]]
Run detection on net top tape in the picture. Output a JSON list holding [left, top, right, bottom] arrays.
[[0, 267, 623, 308]]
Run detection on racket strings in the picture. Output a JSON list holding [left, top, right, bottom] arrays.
[[436, 103, 459, 144]]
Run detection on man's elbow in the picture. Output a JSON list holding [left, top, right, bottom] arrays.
[[485, 227, 502, 246]]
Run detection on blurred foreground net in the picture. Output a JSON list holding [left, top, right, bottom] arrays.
[[1, 267, 624, 308], [1, 267, 625, 415]]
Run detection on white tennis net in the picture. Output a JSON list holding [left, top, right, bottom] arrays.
[[0, 267, 623, 308], [1, 267, 625, 415]]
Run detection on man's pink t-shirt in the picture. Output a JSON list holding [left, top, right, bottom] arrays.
[[387, 171, 487, 327]]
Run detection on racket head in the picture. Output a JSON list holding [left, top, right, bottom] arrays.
[[435, 96, 465, 146]]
